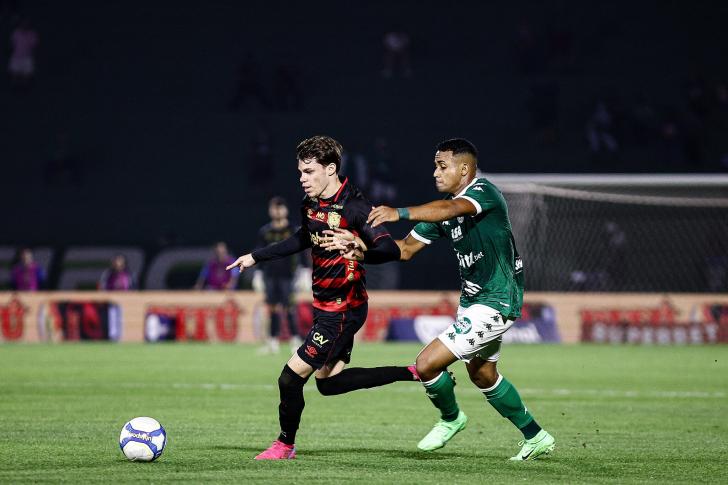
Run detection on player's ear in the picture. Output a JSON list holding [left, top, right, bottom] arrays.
[[327, 163, 336, 176], [461, 161, 469, 176]]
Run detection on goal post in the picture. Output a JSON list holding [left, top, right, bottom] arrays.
[[487, 174, 728, 293]]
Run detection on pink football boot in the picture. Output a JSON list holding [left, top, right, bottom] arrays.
[[254, 440, 296, 460]]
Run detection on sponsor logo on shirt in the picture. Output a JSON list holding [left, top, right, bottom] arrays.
[[515, 256, 523, 272], [457, 251, 484, 269]]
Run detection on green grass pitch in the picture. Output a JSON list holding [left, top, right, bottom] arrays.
[[1, 343, 726, 484]]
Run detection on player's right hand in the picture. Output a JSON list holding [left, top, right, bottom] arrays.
[[367, 205, 398, 227], [226, 253, 256, 273]]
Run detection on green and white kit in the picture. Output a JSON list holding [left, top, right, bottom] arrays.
[[411, 177, 524, 361]]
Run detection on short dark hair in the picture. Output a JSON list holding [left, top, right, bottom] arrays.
[[269, 196, 287, 207], [296, 135, 343, 172], [436, 138, 478, 159]]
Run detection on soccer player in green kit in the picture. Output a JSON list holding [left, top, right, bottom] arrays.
[[321, 138, 555, 460]]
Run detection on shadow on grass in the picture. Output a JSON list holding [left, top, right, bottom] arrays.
[[213, 445, 472, 460]]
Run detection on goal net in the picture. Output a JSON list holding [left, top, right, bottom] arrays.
[[490, 175, 728, 293]]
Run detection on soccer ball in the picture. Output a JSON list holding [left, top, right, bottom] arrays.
[[119, 417, 167, 461]]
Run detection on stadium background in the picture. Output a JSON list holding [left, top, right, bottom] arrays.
[[1, 2, 728, 482], [2, 1, 728, 291]]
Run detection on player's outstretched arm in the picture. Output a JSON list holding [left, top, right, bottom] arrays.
[[368, 198, 477, 227], [396, 234, 427, 261], [321, 228, 400, 263], [322, 229, 425, 263], [227, 228, 311, 273]]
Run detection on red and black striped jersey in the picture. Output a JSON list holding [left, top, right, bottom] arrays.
[[301, 178, 392, 311], [251, 177, 398, 311]]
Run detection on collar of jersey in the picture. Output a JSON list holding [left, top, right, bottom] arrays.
[[452, 176, 482, 198], [318, 177, 348, 207]]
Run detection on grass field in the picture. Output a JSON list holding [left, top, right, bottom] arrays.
[[1, 343, 726, 484]]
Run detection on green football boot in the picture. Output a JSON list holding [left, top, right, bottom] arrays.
[[509, 429, 555, 461], [417, 411, 468, 451]]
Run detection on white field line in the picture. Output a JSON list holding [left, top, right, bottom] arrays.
[[8, 381, 725, 399], [168, 383, 727, 399]]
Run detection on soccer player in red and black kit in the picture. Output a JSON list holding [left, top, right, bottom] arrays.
[[227, 135, 417, 460]]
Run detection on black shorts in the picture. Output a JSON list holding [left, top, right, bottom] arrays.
[[264, 276, 293, 306], [296, 303, 368, 370]]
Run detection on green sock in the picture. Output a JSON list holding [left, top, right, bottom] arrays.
[[423, 371, 460, 421], [483, 375, 540, 438]]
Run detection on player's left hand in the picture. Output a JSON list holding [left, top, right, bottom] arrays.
[[226, 253, 256, 273], [367, 205, 398, 227], [320, 228, 365, 252]]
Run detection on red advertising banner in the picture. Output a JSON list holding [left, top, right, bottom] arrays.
[[581, 300, 728, 344], [0, 296, 26, 341], [145, 299, 242, 342], [2, 291, 728, 344]]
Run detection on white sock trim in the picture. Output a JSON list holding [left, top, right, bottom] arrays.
[[422, 371, 445, 387], [479, 373, 503, 393]]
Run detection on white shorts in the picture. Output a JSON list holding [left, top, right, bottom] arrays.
[[437, 304, 515, 363]]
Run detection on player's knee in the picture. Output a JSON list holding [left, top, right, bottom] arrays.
[[415, 353, 441, 382], [278, 365, 307, 394], [315, 376, 339, 396]]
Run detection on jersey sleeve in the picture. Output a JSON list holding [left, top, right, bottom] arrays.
[[350, 198, 391, 248], [410, 221, 445, 245], [454, 179, 503, 215]]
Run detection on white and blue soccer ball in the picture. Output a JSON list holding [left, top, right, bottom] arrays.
[[119, 417, 167, 461]]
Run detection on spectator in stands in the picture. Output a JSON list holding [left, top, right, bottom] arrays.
[[656, 109, 684, 169], [586, 99, 619, 155], [340, 143, 369, 192], [273, 61, 304, 112], [368, 136, 398, 205], [514, 18, 544, 75], [527, 82, 560, 146], [229, 53, 270, 112], [8, 18, 39, 87], [44, 130, 83, 188], [0, 0, 20, 22], [11, 248, 44, 291], [98, 254, 134, 291], [195, 242, 239, 290], [381, 29, 412, 78], [247, 126, 274, 190]]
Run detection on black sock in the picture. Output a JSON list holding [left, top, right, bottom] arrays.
[[270, 310, 281, 338], [315, 366, 413, 396], [277, 365, 309, 445], [286, 308, 298, 338]]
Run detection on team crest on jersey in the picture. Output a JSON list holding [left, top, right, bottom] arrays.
[[453, 316, 472, 335], [457, 216, 464, 224], [327, 211, 342, 229]]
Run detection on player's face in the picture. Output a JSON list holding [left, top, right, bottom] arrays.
[[433, 151, 462, 193], [112, 256, 126, 271], [269, 203, 288, 221], [298, 158, 332, 198], [214, 243, 228, 261]]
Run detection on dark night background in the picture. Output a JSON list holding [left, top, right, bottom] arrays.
[[2, 1, 728, 290]]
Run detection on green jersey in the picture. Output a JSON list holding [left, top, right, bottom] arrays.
[[411, 177, 524, 317]]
